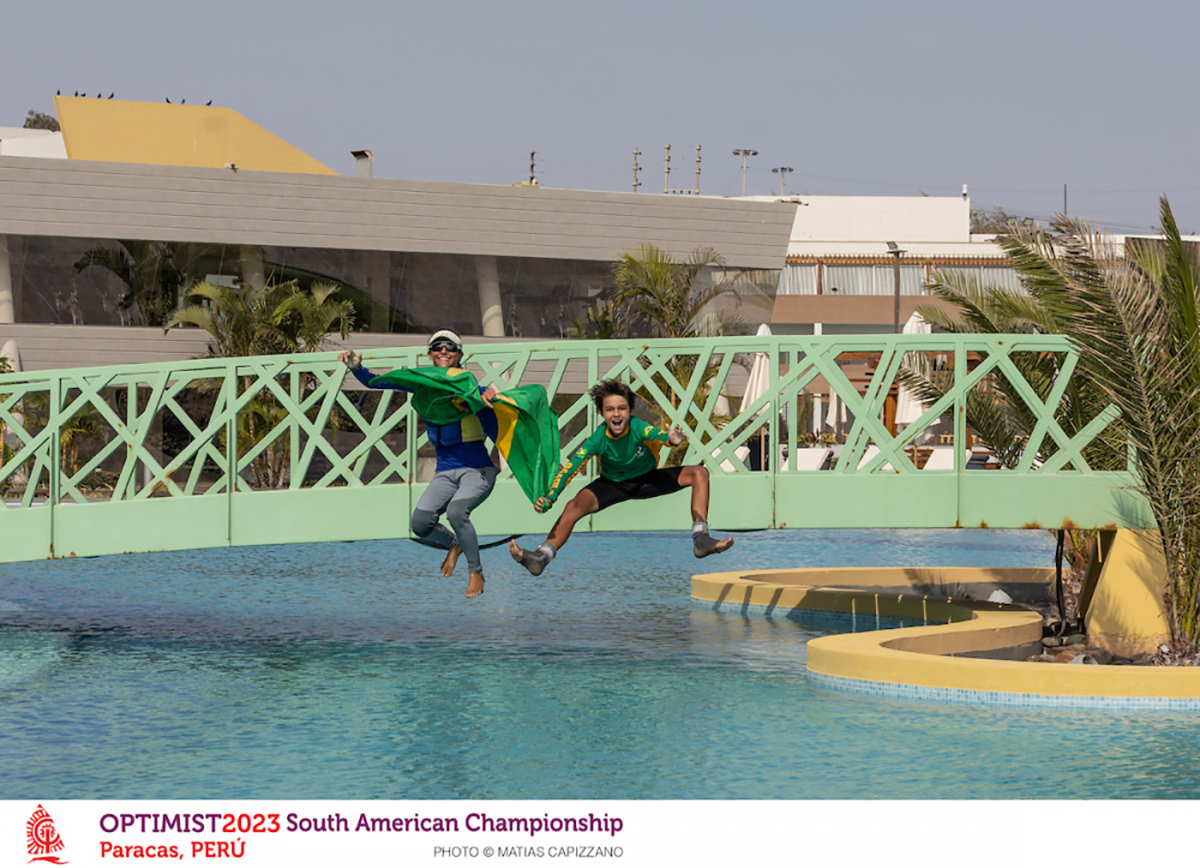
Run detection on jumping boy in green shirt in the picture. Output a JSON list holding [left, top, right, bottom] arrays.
[[509, 378, 734, 575]]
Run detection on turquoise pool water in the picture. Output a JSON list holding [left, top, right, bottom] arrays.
[[2, 529, 1198, 799]]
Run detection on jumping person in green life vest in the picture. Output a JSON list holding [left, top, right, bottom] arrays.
[[340, 330, 499, 599], [509, 378, 734, 576]]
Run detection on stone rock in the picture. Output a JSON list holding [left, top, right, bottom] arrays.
[[1085, 648, 1114, 665], [1042, 636, 1063, 648], [1065, 633, 1088, 646], [1069, 654, 1098, 665], [1054, 650, 1081, 663], [1133, 653, 1155, 666]]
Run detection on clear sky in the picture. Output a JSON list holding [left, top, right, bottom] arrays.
[[5, 0, 1198, 234]]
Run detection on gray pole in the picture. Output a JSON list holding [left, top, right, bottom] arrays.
[[893, 252, 902, 333], [887, 243, 905, 333], [771, 166, 793, 196], [732, 149, 757, 197]]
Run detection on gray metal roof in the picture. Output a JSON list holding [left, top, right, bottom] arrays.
[[0, 156, 794, 269]]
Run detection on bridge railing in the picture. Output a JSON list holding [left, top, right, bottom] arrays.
[[0, 335, 1153, 562]]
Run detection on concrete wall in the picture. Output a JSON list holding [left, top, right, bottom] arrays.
[[788, 195, 971, 244], [0, 157, 795, 270]]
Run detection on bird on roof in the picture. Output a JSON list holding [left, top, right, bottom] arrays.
[[181, 98, 186, 104], [74, 91, 78, 96], [108, 93, 114, 99], [205, 100, 212, 106], [56, 89, 60, 95], [165, 97, 171, 103]]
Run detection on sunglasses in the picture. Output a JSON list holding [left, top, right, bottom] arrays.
[[429, 341, 461, 354]]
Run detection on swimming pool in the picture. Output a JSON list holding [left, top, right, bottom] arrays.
[[2, 529, 1198, 799]]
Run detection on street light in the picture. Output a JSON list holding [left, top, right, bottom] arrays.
[[732, 149, 758, 196], [887, 241, 906, 333], [771, 166, 794, 195]]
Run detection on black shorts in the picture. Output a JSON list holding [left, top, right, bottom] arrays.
[[584, 466, 686, 512]]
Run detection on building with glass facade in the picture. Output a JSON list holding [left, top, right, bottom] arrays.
[[0, 99, 798, 369]]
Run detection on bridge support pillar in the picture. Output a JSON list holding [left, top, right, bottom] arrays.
[[1081, 528, 1171, 657]]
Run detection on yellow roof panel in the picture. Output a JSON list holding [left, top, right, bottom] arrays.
[[54, 97, 336, 175]]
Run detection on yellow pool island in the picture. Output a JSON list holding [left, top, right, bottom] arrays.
[[691, 558, 1200, 709]]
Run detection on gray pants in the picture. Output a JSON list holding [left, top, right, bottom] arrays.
[[410, 466, 497, 573]]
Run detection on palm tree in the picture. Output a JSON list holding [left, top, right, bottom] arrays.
[[59, 406, 105, 480], [612, 245, 742, 461], [613, 244, 741, 339], [165, 279, 356, 488], [912, 198, 1200, 647], [75, 240, 223, 327], [999, 199, 1200, 648], [900, 270, 1123, 472]]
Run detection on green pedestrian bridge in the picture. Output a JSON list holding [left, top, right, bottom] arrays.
[[0, 335, 1154, 563]]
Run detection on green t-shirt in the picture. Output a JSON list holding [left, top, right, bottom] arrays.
[[545, 418, 670, 503]]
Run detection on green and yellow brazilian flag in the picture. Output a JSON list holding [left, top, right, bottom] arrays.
[[369, 366, 560, 506]]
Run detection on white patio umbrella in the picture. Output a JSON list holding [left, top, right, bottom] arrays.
[[740, 323, 773, 467], [895, 312, 931, 428], [824, 389, 846, 431]]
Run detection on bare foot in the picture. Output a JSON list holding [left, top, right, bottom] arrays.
[[694, 534, 735, 558], [441, 543, 462, 577], [509, 539, 549, 576], [466, 571, 485, 598]]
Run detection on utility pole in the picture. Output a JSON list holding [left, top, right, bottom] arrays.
[[732, 149, 758, 197], [771, 166, 794, 196], [529, 151, 537, 185], [694, 145, 701, 194], [632, 149, 641, 193]]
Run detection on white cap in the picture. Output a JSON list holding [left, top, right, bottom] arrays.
[[427, 329, 464, 350]]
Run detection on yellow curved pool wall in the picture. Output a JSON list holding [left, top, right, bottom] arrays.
[[691, 561, 1200, 700]]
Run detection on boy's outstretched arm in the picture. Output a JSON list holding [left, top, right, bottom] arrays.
[[540, 439, 597, 511]]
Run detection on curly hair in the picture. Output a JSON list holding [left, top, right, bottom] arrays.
[[588, 378, 636, 412]]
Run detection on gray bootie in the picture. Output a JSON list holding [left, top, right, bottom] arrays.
[[511, 544, 550, 576], [693, 532, 733, 559]]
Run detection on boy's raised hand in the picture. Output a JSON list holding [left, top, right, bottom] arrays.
[[668, 424, 686, 446], [338, 350, 362, 371]]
